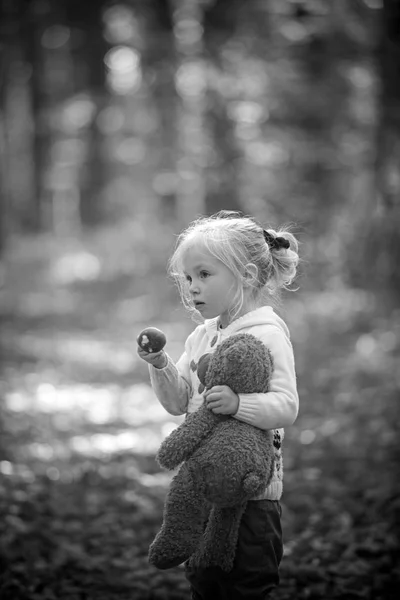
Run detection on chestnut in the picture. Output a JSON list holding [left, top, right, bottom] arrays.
[[137, 327, 167, 354]]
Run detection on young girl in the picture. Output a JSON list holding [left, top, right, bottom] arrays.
[[138, 210, 299, 599]]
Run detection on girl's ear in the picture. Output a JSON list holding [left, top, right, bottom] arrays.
[[244, 263, 258, 286]]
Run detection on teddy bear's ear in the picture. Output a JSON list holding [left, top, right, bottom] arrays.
[[224, 340, 247, 362], [197, 353, 211, 385]]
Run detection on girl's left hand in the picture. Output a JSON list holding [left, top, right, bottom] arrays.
[[204, 385, 239, 415]]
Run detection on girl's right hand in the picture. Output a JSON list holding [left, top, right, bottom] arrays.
[[137, 346, 168, 369]]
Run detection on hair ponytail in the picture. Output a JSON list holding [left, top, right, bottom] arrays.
[[263, 228, 299, 293]]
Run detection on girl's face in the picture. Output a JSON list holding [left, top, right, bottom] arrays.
[[182, 245, 239, 327]]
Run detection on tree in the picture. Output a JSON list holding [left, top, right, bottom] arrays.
[[351, 0, 400, 296], [0, 0, 10, 252], [66, 0, 110, 227], [202, 0, 248, 215]]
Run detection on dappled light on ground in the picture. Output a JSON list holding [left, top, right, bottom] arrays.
[[5, 376, 183, 459], [68, 428, 174, 458], [1, 230, 399, 599], [6, 381, 179, 426]]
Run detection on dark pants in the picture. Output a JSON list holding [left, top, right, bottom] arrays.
[[185, 500, 283, 600]]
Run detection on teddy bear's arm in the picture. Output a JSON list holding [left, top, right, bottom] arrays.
[[156, 404, 221, 470]]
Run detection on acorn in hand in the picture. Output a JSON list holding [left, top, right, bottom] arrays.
[[137, 327, 167, 354]]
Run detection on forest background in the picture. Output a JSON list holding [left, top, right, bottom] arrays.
[[0, 0, 399, 599]]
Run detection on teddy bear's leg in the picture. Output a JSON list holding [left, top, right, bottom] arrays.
[[148, 464, 209, 570], [156, 404, 221, 470], [189, 503, 247, 572]]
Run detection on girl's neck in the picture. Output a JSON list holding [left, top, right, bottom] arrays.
[[218, 297, 265, 329]]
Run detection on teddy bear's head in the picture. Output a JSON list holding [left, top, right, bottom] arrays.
[[198, 333, 273, 395]]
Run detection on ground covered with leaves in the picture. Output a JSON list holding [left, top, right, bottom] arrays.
[[1, 229, 399, 599]]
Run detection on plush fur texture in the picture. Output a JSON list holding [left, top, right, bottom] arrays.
[[148, 333, 275, 572]]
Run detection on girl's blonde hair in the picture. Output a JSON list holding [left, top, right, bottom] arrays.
[[168, 210, 299, 321]]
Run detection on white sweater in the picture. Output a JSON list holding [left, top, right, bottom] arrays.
[[149, 306, 299, 500]]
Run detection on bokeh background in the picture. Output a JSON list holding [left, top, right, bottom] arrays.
[[0, 0, 399, 599]]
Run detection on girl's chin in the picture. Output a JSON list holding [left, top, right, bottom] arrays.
[[195, 305, 207, 315], [195, 305, 216, 318]]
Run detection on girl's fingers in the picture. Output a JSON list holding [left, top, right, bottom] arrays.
[[137, 347, 166, 367], [138, 347, 162, 356], [207, 398, 222, 408], [137, 347, 163, 360], [206, 394, 228, 405], [205, 393, 219, 403], [206, 385, 224, 394], [207, 402, 220, 411]]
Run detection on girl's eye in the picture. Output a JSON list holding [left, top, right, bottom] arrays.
[[200, 271, 209, 279], [185, 275, 192, 283]]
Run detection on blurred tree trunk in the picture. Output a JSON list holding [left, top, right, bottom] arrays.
[[278, 1, 378, 290], [0, 111, 5, 256], [356, 1, 400, 296], [203, 0, 243, 215], [21, 0, 77, 232], [301, 1, 360, 237], [374, 0, 400, 293], [0, 0, 44, 236], [66, 0, 109, 227], [144, 0, 246, 224], [203, 87, 242, 216], [173, 0, 207, 224], [0, 1, 10, 253], [142, 0, 180, 222], [376, 0, 400, 213], [21, 0, 50, 232]]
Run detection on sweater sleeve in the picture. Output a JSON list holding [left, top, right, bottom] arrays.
[[148, 340, 192, 416], [234, 328, 299, 430]]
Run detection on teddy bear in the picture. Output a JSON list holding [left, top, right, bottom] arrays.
[[148, 332, 275, 572]]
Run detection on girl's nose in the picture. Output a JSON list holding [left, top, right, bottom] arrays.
[[189, 281, 200, 294]]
